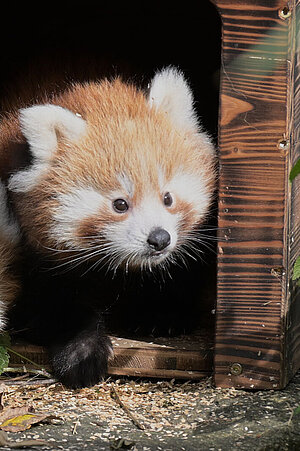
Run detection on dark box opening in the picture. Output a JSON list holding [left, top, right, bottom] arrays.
[[4, 2, 221, 377]]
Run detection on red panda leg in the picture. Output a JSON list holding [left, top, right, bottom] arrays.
[[0, 236, 20, 330], [0, 183, 20, 330], [48, 316, 113, 389]]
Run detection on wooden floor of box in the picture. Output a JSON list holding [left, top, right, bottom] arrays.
[[9, 332, 213, 380]]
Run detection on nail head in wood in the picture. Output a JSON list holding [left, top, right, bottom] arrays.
[[230, 363, 243, 376], [278, 6, 291, 20]]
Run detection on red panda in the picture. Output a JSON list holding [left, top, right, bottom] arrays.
[[0, 67, 216, 388]]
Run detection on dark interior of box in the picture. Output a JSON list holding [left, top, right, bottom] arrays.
[[3, 3, 221, 367]]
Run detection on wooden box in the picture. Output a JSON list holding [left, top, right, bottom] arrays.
[[213, 0, 300, 389], [7, 3, 219, 382], [8, 1, 300, 390]]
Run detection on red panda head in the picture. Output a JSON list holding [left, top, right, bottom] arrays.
[[9, 68, 216, 271]]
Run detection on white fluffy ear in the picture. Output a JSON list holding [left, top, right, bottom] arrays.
[[9, 104, 86, 193], [19, 104, 86, 161], [148, 67, 198, 131]]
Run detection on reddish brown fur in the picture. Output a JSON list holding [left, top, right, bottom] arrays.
[[0, 235, 20, 307], [0, 78, 215, 254]]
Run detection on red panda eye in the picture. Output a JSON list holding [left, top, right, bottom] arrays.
[[163, 192, 173, 207], [113, 198, 129, 213]]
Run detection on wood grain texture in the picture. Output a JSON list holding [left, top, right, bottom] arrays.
[[9, 334, 213, 381], [285, 0, 300, 383], [212, 0, 292, 389]]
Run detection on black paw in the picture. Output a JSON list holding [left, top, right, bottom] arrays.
[[49, 330, 113, 389]]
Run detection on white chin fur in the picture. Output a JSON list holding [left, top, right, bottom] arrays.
[[138, 251, 172, 268]]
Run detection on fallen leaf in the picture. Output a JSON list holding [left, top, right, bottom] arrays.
[[292, 256, 300, 284], [290, 158, 300, 182], [293, 405, 300, 416], [0, 406, 53, 432]]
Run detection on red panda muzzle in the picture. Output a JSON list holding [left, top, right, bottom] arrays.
[[147, 227, 171, 252]]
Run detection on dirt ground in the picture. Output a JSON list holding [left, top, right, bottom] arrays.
[[1, 369, 300, 451]]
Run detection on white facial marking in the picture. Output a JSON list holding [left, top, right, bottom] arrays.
[[167, 171, 211, 218], [100, 169, 211, 268], [117, 173, 135, 198], [131, 195, 178, 250], [50, 187, 105, 247], [103, 193, 179, 267]]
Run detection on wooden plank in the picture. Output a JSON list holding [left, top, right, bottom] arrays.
[[9, 334, 213, 381], [285, 0, 300, 383], [212, 0, 292, 389]]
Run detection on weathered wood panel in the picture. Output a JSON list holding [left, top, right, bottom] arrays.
[[212, 0, 294, 388], [9, 334, 213, 381], [285, 0, 300, 383]]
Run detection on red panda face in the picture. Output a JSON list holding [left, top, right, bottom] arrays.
[[9, 68, 216, 272], [46, 168, 212, 271]]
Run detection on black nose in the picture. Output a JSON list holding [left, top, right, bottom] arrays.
[[147, 228, 171, 251]]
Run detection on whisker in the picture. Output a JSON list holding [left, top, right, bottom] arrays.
[[49, 244, 114, 273]]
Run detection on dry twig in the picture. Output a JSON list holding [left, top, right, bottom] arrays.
[[1, 378, 57, 386], [110, 384, 145, 430]]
